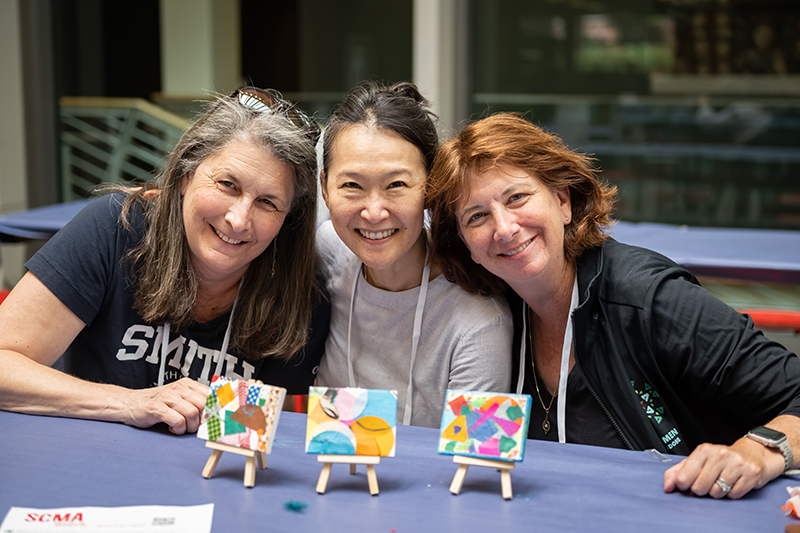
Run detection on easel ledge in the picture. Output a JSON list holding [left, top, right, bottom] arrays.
[[315, 454, 381, 495], [449, 455, 515, 500], [202, 441, 267, 488]]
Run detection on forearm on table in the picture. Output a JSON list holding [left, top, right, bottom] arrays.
[[0, 349, 132, 422]]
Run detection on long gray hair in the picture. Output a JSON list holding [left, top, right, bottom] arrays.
[[121, 92, 318, 360]]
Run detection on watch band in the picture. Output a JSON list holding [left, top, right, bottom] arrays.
[[747, 426, 794, 473], [775, 437, 794, 473]]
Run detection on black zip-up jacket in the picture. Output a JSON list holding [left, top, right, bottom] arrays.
[[511, 237, 800, 455]]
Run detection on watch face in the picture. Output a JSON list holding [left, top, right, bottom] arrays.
[[751, 426, 785, 441]]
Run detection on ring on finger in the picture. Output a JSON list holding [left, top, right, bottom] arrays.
[[715, 477, 732, 494]]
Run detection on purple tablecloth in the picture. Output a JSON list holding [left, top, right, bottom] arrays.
[[0, 409, 796, 532]]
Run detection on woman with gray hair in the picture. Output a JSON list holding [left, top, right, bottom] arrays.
[[0, 87, 329, 434]]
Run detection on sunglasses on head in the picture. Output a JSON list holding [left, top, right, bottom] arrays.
[[232, 86, 321, 145]]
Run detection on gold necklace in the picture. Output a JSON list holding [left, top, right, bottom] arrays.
[[527, 307, 556, 435]]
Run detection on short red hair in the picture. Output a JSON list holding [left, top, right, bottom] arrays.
[[427, 113, 617, 296]]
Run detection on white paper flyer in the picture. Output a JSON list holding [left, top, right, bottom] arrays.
[[0, 504, 213, 533]]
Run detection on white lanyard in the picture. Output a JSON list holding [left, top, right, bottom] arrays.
[[158, 280, 242, 387], [518, 274, 579, 443], [556, 275, 579, 443], [346, 247, 431, 426]]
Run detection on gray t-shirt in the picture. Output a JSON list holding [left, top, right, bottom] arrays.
[[316, 220, 513, 428]]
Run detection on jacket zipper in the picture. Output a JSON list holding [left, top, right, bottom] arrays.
[[575, 244, 636, 451], [574, 313, 635, 452], [580, 370, 634, 451]]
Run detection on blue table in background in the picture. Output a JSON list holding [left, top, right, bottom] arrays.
[[2, 200, 798, 283], [0, 409, 797, 532], [611, 221, 800, 284], [0, 200, 90, 242]]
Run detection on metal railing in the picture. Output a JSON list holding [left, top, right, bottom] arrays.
[[60, 97, 190, 201]]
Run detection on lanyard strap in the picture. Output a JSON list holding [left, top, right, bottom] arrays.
[[347, 246, 431, 426], [555, 275, 579, 443], [158, 279, 242, 387], [158, 322, 171, 387], [518, 274, 579, 443], [213, 278, 243, 379], [515, 301, 526, 395]]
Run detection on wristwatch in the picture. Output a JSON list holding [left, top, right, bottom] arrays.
[[746, 426, 794, 473]]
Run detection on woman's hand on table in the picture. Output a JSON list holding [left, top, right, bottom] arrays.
[[664, 416, 800, 499], [118, 378, 210, 435], [663, 440, 781, 499]]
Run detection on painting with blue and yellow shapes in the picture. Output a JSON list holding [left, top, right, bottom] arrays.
[[305, 387, 397, 457], [438, 390, 532, 462]]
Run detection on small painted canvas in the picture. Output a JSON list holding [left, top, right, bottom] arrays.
[[305, 387, 397, 457], [438, 390, 532, 462], [197, 376, 286, 453]]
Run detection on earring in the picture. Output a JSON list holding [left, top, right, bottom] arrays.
[[271, 239, 278, 278], [565, 217, 570, 223]]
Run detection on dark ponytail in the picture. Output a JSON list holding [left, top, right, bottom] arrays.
[[321, 81, 439, 181]]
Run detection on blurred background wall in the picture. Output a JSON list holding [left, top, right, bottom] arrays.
[[2, 0, 799, 283]]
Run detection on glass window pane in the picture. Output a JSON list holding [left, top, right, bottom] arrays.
[[471, 0, 800, 229]]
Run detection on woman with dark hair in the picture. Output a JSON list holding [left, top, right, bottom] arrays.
[[0, 87, 328, 434], [316, 81, 512, 428], [427, 112, 800, 499]]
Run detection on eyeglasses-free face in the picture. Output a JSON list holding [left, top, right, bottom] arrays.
[[232, 86, 321, 145], [322, 124, 428, 292], [180, 138, 295, 288], [455, 166, 572, 293]]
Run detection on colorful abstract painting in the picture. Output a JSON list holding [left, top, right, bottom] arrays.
[[305, 387, 397, 457], [197, 376, 286, 453], [438, 390, 532, 462]]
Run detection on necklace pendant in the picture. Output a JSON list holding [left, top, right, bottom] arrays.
[[542, 418, 551, 434]]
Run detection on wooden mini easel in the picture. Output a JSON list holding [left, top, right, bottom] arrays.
[[202, 441, 267, 488], [448, 455, 515, 500], [315, 455, 381, 496]]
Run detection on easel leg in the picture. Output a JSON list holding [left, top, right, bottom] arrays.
[[449, 464, 469, 495], [500, 469, 513, 500], [366, 465, 379, 496], [256, 451, 267, 470], [350, 463, 357, 475], [244, 455, 256, 488], [202, 449, 223, 479], [316, 463, 332, 494]]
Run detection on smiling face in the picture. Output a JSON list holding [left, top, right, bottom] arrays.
[[180, 139, 294, 287], [456, 165, 572, 292], [322, 124, 427, 291]]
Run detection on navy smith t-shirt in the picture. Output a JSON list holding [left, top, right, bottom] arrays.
[[26, 193, 328, 394]]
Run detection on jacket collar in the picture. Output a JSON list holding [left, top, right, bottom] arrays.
[[575, 238, 609, 310], [572, 239, 612, 370]]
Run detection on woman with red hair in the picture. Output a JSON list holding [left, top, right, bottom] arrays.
[[428, 112, 800, 499]]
